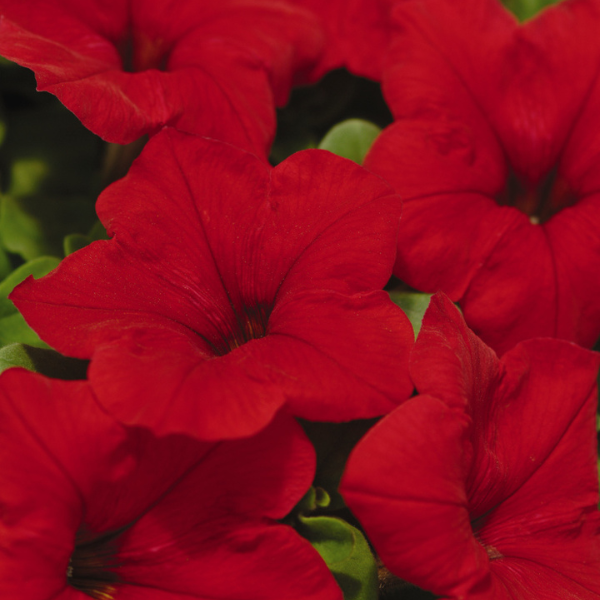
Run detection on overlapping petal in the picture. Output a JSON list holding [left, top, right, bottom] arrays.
[[0, 0, 325, 155], [366, 0, 600, 353], [288, 0, 393, 80], [11, 128, 413, 439], [0, 368, 342, 600], [341, 293, 600, 599]]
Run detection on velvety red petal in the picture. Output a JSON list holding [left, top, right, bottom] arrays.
[[340, 396, 491, 598], [107, 416, 342, 599], [485, 556, 600, 600], [163, 0, 325, 102], [368, 119, 600, 354], [470, 339, 600, 543], [13, 130, 401, 357], [538, 196, 600, 348], [0, 0, 323, 153], [368, 0, 600, 353], [48, 53, 275, 153], [0, 371, 122, 597], [383, 0, 513, 129], [458, 198, 600, 354], [117, 523, 341, 600], [384, 0, 600, 183], [121, 414, 315, 529], [0, 0, 130, 42], [363, 118, 518, 300], [13, 130, 410, 435], [11, 132, 273, 357], [346, 297, 600, 599], [394, 192, 522, 300], [88, 288, 413, 438], [263, 149, 401, 299], [561, 77, 600, 195], [289, 0, 391, 80], [254, 289, 413, 421], [88, 328, 287, 440], [364, 117, 506, 200], [458, 216, 562, 355], [409, 293, 499, 411], [0, 369, 333, 598], [487, 0, 600, 182], [0, 13, 119, 78], [411, 295, 600, 520]]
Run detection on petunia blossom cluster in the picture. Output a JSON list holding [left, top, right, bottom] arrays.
[[0, 0, 599, 599]]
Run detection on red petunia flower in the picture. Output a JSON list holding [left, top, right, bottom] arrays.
[[365, 0, 600, 354], [11, 128, 413, 440], [341, 293, 600, 599], [0, 368, 343, 600], [0, 0, 325, 156]]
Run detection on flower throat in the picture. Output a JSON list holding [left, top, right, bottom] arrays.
[[213, 304, 271, 356], [496, 166, 577, 224], [67, 529, 121, 600]]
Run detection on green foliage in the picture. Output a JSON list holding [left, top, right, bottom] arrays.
[[0, 256, 60, 348], [319, 119, 381, 165], [301, 420, 376, 510], [0, 245, 12, 280], [271, 70, 392, 165], [295, 486, 332, 514], [0, 65, 101, 260], [299, 515, 378, 600], [64, 220, 109, 256], [502, 0, 561, 21], [388, 292, 433, 336], [0, 342, 36, 373], [63, 233, 91, 256], [0, 343, 88, 378]]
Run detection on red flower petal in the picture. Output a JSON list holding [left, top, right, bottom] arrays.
[[0, 369, 341, 599], [342, 294, 600, 599], [383, 0, 600, 180], [0, 0, 324, 154], [256, 289, 412, 421], [12, 129, 412, 438], [88, 327, 287, 440], [289, 0, 392, 80], [365, 0, 600, 353], [341, 396, 488, 597], [409, 293, 499, 411]]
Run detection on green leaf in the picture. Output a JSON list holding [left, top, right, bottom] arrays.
[[0, 193, 48, 259], [63, 220, 110, 256], [502, 0, 560, 21], [295, 486, 332, 514], [299, 516, 378, 600], [0, 343, 88, 378], [388, 291, 433, 336], [63, 233, 91, 256], [0, 342, 36, 373], [0, 99, 100, 260], [0, 245, 12, 281], [318, 119, 381, 165], [0, 256, 60, 347], [301, 420, 376, 510], [89, 219, 109, 241]]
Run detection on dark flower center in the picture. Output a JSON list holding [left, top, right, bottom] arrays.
[[471, 517, 503, 561], [67, 529, 121, 599], [119, 29, 170, 73], [213, 304, 271, 357], [496, 167, 577, 224]]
